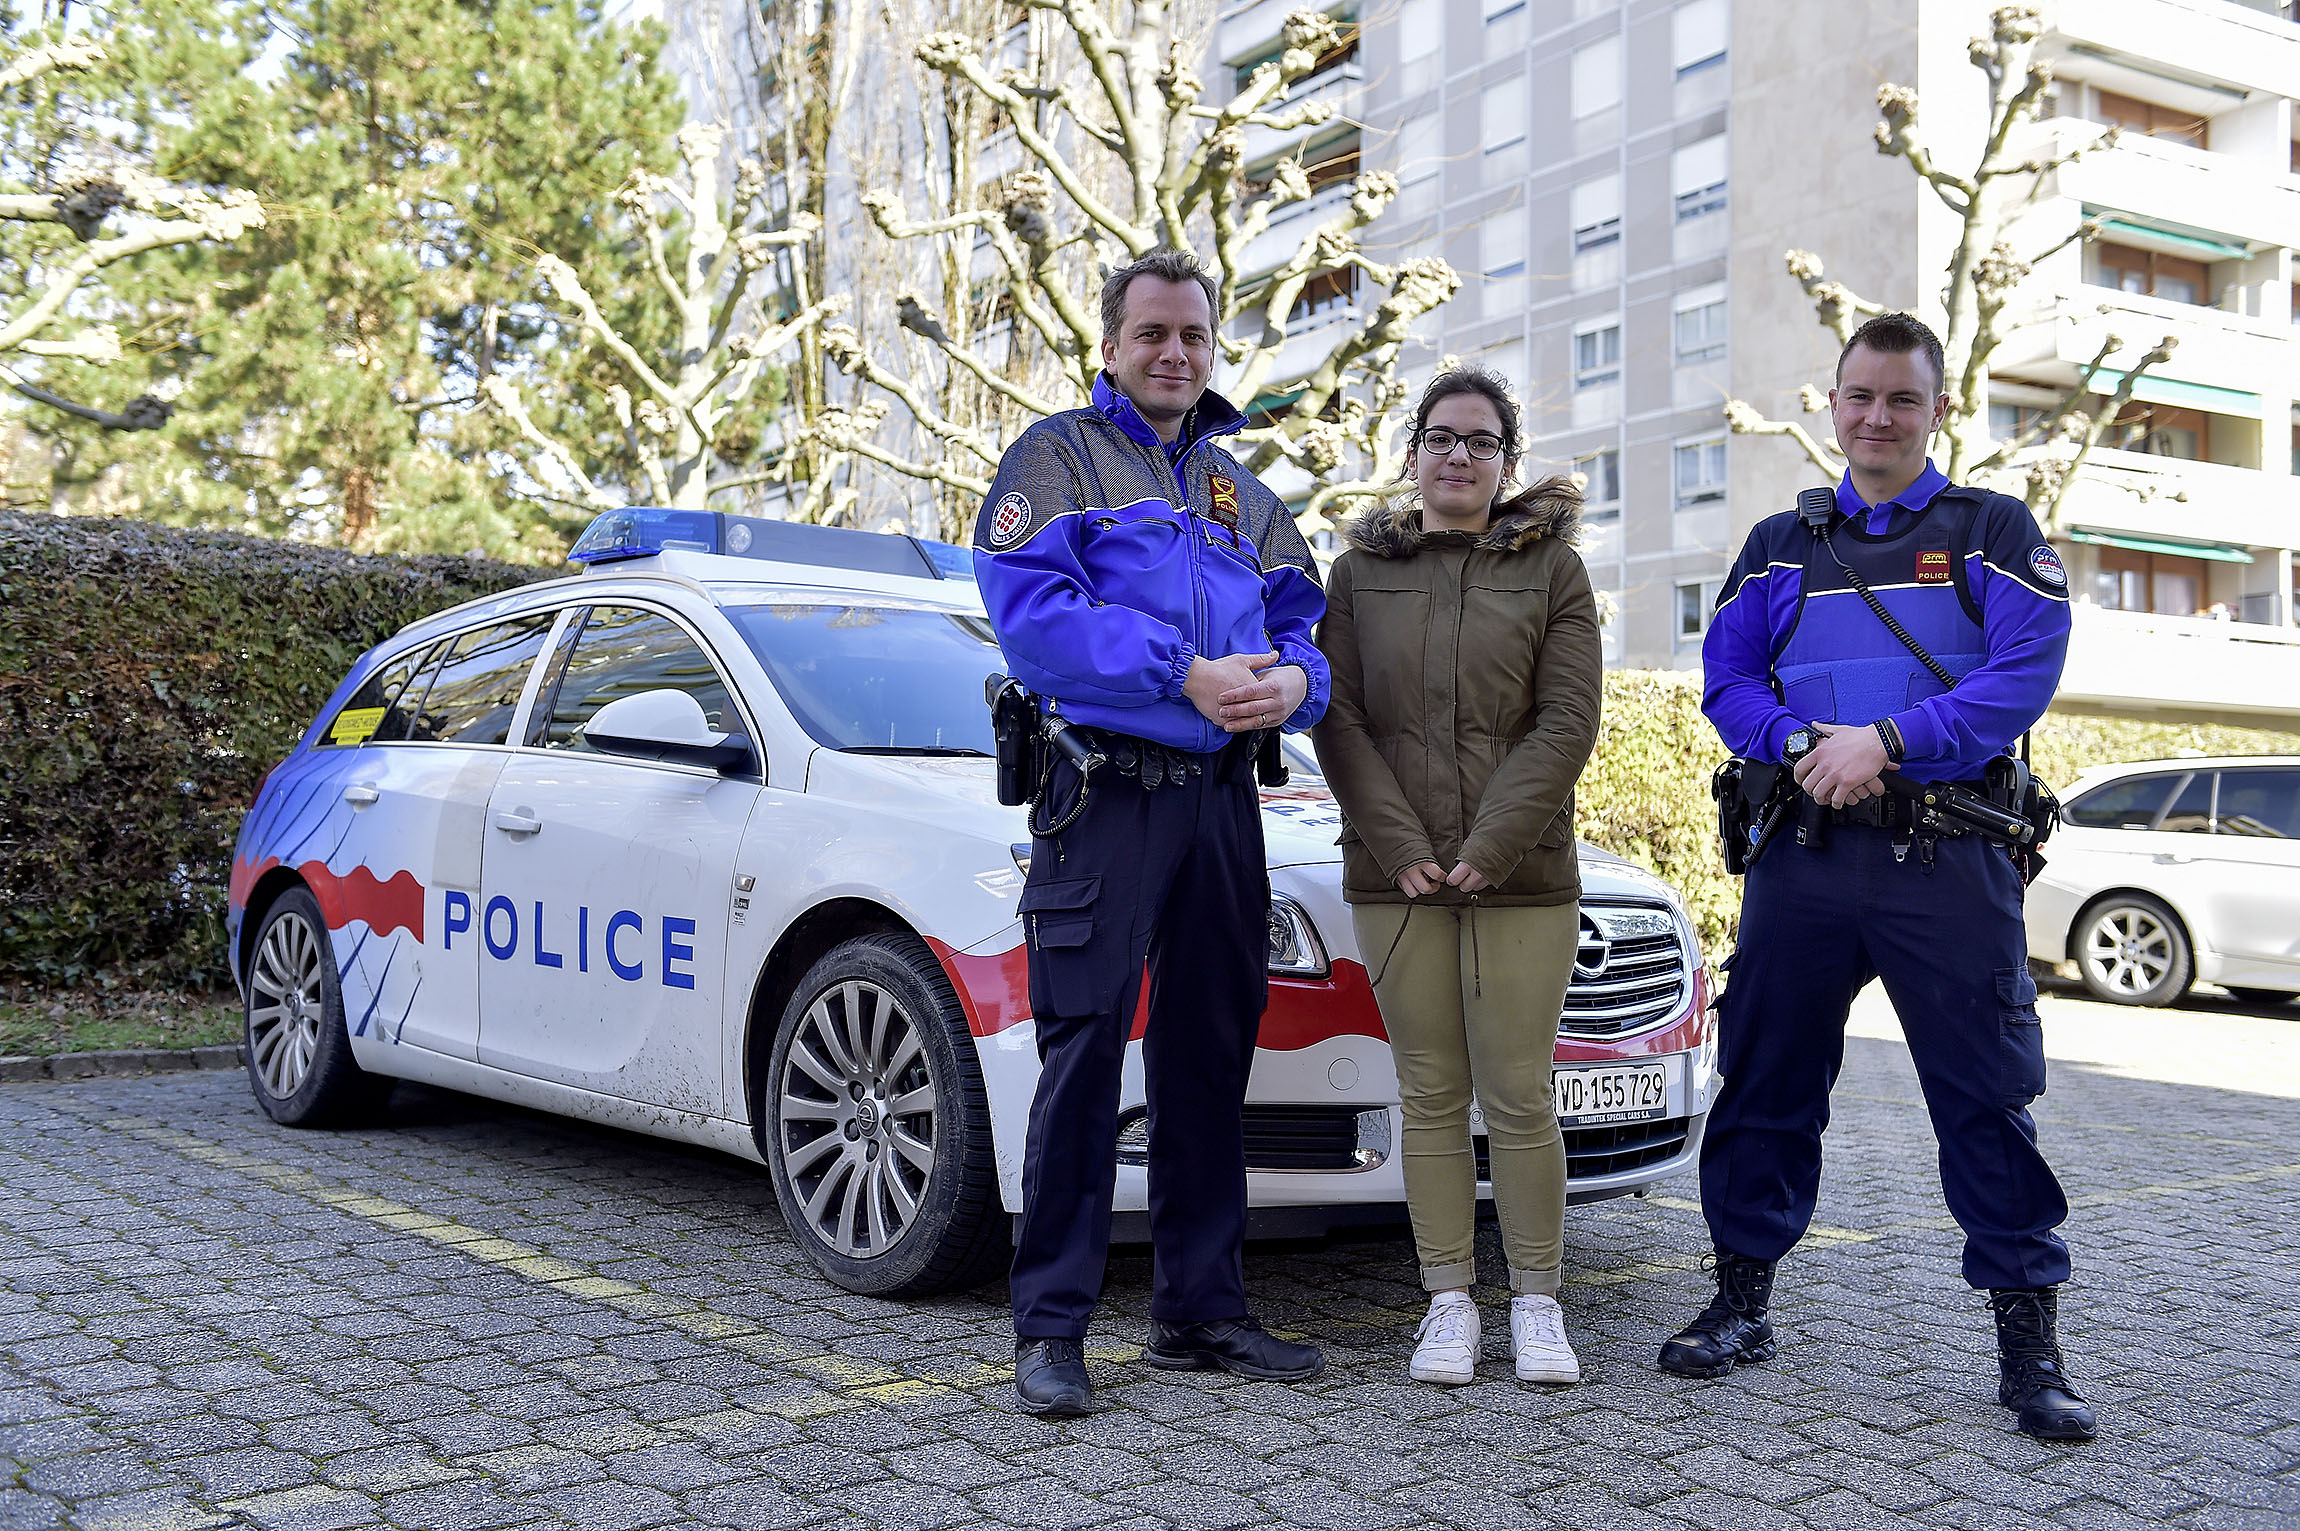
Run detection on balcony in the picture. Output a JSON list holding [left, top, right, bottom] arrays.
[[1234, 183, 1355, 281], [2028, 444, 2300, 552], [2030, 119, 2300, 255], [1217, 303, 1359, 399], [1218, 0, 1349, 66], [1242, 62, 1362, 168], [2060, 603, 2300, 723], [1991, 284, 2295, 417], [2043, 0, 2300, 104]]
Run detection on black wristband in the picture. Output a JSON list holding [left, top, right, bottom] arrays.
[[1873, 718, 1904, 764]]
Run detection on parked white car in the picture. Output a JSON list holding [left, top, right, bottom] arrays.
[[2027, 756, 2300, 1007], [228, 508, 1720, 1297]]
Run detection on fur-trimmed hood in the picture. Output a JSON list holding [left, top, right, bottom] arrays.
[[1342, 477, 1583, 558]]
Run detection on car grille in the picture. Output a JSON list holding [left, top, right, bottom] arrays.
[[1475, 1117, 1691, 1182], [1560, 901, 1691, 1038], [1120, 1105, 1385, 1173]]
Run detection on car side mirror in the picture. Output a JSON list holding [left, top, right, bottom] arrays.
[[581, 688, 758, 775]]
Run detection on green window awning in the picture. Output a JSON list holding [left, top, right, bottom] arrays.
[[2085, 367, 2262, 419], [2068, 528, 2255, 564], [2088, 212, 2252, 263]]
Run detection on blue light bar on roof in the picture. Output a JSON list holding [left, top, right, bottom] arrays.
[[566, 506, 965, 581], [566, 507, 719, 564]]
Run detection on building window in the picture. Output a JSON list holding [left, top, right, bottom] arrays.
[[1673, 285, 1727, 364], [1483, 81, 1528, 156], [1677, 578, 1722, 639], [1672, 135, 1728, 222], [1393, 113, 1442, 207], [1484, 0, 1527, 50], [2097, 241, 2208, 307], [2109, 401, 2207, 460], [1674, 436, 1727, 506], [2097, 90, 2207, 149], [1574, 319, 1621, 390], [1481, 214, 1527, 281], [2093, 547, 2209, 617], [1286, 269, 1357, 334], [1570, 174, 1621, 253], [1571, 37, 1621, 119], [1672, 0, 1727, 77], [1398, 0, 1441, 95], [1991, 402, 2049, 445], [1574, 447, 1620, 520]]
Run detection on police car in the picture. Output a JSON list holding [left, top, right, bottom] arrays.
[[227, 508, 1719, 1296]]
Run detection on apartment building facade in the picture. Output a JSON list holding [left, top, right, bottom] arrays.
[[1226, 0, 2300, 723]]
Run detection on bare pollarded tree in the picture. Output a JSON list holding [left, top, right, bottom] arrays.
[[812, 2, 1461, 542], [1725, 6, 2172, 529], [482, 121, 848, 513], [0, 36, 264, 432]]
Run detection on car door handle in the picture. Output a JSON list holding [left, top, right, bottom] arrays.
[[2151, 852, 2193, 865], [342, 785, 380, 806], [493, 811, 542, 836]]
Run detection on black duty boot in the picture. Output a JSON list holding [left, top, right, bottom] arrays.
[[1657, 1252, 1777, 1378], [1145, 1317, 1324, 1380], [1990, 1288, 2098, 1443], [1014, 1338, 1091, 1416]]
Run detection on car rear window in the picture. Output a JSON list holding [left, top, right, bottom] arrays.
[[2158, 772, 2215, 834], [318, 638, 449, 748], [2063, 772, 2180, 830], [420, 615, 555, 745], [2215, 769, 2300, 839]]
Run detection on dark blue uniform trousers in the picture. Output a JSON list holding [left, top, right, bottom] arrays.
[[1009, 747, 1267, 1339], [1702, 824, 2072, 1291]]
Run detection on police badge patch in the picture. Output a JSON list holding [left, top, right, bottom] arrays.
[[2028, 545, 2067, 589], [988, 491, 1032, 548], [1208, 474, 1240, 530]]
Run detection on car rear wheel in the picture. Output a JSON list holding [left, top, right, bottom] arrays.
[[764, 933, 1004, 1297], [2224, 986, 2296, 1007], [244, 887, 395, 1126], [2074, 893, 2191, 1008]]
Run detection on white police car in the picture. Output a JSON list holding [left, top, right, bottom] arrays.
[[228, 508, 1719, 1296]]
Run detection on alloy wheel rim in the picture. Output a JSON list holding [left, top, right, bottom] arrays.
[[2082, 907, 2172, 996], [248, 911, 326, 1098], [776, 979, 937, 1258]]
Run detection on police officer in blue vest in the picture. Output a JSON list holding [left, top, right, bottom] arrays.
[[1664, 313, 2096, 1443], [973, 249, 1330, 1416]]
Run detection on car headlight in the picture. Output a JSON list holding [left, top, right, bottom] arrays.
[[1267, 892, 1329, 978]]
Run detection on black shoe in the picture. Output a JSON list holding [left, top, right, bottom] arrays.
[[1014, 1337, 1091, 1416], [1990, 1288, 2098, 1443], [1658, 1251, 1778, 1379], [1145, 1316, 1324, 1380]]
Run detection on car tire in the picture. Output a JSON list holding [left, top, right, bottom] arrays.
[[2224, 987, 2296, 1007], [764, 932, 1005, 1297], [243, 886, 396, 1127], [2073, 893, 2192, 1008]]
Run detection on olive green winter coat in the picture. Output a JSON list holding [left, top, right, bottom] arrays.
[[1311, 484, 1603, 907]]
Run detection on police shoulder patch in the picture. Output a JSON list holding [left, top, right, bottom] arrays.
[[987, 490, 1033, 548], [2028, 544, 2067, 589]]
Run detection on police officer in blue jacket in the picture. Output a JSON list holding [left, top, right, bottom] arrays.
[[1662, 313, 2096, 1443], [973, 249, 1330, 1416]]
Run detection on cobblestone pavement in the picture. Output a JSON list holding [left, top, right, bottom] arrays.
[[0, 999, 2292, 1531]]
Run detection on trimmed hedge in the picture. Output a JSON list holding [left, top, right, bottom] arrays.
[[0, 513, 542, 987], [1577, 670, 2300, 954], [2, 509, 2292, 985]]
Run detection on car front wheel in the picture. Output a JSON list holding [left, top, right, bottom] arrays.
[[2074, 893, 2192, 1008], [244, 886, 395, 1126], [763, 932, 1004, 1297]]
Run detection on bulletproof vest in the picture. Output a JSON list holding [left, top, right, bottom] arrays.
[[1772, 491, 1986, 729]]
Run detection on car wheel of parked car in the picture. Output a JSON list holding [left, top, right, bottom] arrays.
[[765, 932, 1005, 1297], [2074, 893, 2192, 1008], [244, 887, 395, 1126], [2224, 987, 2296, 1007]]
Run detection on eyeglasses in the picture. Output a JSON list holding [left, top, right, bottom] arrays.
[[1416, 429, 1505, 461]]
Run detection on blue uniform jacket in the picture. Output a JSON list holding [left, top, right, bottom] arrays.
[[971, 374, 1331, 753], [1702, 463, 2071, 782]]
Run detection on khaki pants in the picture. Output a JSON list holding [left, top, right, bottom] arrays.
[[1352, 901, 1577, 1295]]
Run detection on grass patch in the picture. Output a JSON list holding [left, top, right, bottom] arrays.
[[0, 986, 239, 1057]]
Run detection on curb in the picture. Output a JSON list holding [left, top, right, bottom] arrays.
[[0, 1045, 244, 1083]]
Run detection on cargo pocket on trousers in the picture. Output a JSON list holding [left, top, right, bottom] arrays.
[[1020, 875, 1106, 1018], [1996, 965, 2047, 1102]]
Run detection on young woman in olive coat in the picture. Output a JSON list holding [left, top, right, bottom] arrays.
[[1312, 367, 1604, 1386]]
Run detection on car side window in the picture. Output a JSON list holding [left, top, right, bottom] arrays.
[[536, 604, 738, 754], [318, 638, 449, 748], [422, 615, 556, 746], [522, 608, 587, 748], [2213, 769, 2300, 839], [2158, 771, 2216, 834], [2063, 773, 2178, 830]]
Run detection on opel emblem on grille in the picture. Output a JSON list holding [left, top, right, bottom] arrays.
[[1573, 916, 1610, 980]]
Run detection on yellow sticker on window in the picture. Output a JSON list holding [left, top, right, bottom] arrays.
[[329, 706, 386, 745]]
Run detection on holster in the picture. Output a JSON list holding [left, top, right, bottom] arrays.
[[1712, 756, 1781, 875]]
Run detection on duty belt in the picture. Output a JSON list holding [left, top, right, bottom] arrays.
[[1830, 779, 1991, 831], [1074, 727, 1258, 788]]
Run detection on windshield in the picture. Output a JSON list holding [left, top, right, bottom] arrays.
[[721, 601, 1000, 754]]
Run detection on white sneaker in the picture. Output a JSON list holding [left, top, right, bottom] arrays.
[[1408, 1292, 1481, 1385], [1510, 1293, 1581, 1384]]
